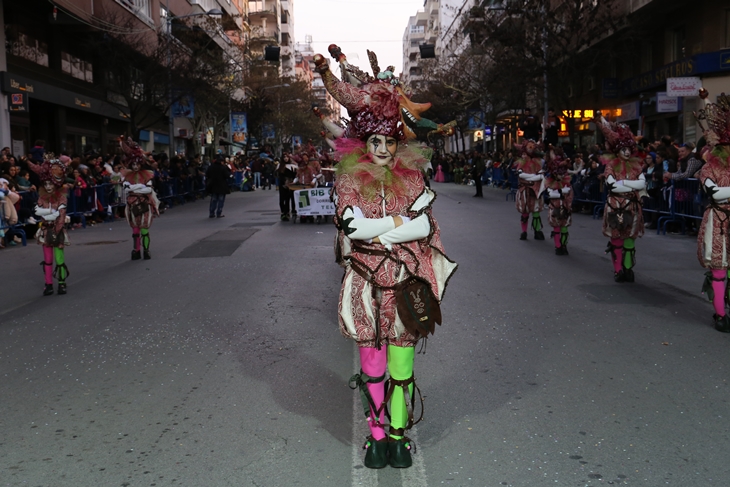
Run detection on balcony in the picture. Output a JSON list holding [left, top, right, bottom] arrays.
[[249, 0, 278, 18]]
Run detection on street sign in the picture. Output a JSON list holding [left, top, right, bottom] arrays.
[[9, 93, 28, 112]]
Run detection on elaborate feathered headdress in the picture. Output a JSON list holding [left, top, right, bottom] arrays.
[[595, 117, 637, 153], [695, 92, 730, 147], [119, 136, 147, 167], [31, 153, 68, 188], [313, 45, 451, 142], [545, 148, 568, 180]]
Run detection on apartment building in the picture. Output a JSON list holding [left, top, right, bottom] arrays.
[[296, 37, 341, 123], [0, 0, 246, 156]]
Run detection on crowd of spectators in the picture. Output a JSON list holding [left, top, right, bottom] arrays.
[[430, 133, 707, 236]]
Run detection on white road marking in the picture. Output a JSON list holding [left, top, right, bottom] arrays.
[[400, 425, 428, 486]]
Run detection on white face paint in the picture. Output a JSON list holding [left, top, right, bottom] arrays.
[[44, 181, 55, 193], [619, 147, 631, 160], [367, 135, 397, 166]]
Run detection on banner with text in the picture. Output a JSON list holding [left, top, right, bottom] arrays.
[[294, 188, 335, 216]]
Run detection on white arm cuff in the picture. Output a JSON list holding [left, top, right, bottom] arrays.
[[342, 208, 396, 240], [706, 179, 730, 201], [378, 214, 431, 245]]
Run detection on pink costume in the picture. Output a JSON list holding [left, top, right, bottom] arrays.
[[28, 155, 71, 296], [119, 137, 159, 260], [316, 44, 457, 469], [596, 117, 645, 283], [514, 141, 545, 240], [696, 92, 730, 332], [542, 149, 573, 255], [434, 164, 445, 182]]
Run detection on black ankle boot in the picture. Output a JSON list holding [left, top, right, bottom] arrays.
[[534, 230, 545, 240], [388, 437, 413, 468], [614, 270, 625, 283], [714, 314, 730, 333], [143, 250, 151, 260], [131, 250, 141, 260], [624, 268, 635, 283], [57, 283, 67, 295], [363, 436, 388, 469], [519, 232, 527, 240], [43, 284, 54, 296]]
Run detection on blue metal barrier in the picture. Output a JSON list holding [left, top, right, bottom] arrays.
[[505, 169, 519, 201], [656, 178, 704, 235]]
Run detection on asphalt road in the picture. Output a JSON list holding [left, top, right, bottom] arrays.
[[1, 182, 728, 487]]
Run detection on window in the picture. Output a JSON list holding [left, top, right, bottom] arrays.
[[10, 33, 48, 67], [670, 26, 686, 61], [410, 25, 424, 34], [118, 0, 151, 19], [62, 52, 93, 83], [640, 43, 652, 72]]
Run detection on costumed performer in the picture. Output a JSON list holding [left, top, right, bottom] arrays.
[[118, 137, 159, 260], [27, 154, 71, 296], [315, 44, 457, 470], [596, 117, 645, 283], [514, 139, 545, 241], [695, 90, 730, 332], [542, 147, 573, 255]]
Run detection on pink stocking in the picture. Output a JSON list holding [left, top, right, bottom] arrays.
[[521, 214, 529, 233], [43, 247, 53, 284], [712, 269, 726, 316], [132, 227, 141, 251], [610, 238, 623, 273], [553, 227, 561, 247], [359, 347, 387, 440]]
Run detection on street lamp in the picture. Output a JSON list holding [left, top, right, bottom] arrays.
[[166, 5, 223, 158]]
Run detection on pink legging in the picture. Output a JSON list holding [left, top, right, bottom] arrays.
[[132, 227, 141, 251], [521, 214, 529, 233], [359, 347, 387, 440], [43, 247, 53, 284], [711, 269, 727, 316], [610, 238, 623, 273]]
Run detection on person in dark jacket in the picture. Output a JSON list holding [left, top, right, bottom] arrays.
[[30, 140, 45, 163], [206, 156, 231, 218]]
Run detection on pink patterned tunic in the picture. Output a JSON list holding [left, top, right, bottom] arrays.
[[514, 155, 543, 214], [333, 165, 457, 348], [544, 174, 573, 228], [697, 152, 730, 269], [122, 169, 157, 229], [36, 188, 68, 248], [601, 156, 644, 239]]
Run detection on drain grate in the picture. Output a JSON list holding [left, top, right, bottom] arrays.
[[174, 228, 258, 258]]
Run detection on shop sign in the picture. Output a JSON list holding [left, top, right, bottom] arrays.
[[602, 78, 619, 99], [666, 77, 702, 97], [657, 92, 679, 113], [9, 93, 28, 112], [294, 188, 335, 216], [617, 101, 640, 122]]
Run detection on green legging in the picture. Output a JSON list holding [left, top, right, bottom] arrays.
[[54, 248, 68, 282], [387, 345, 414, 440], [141, 228, 150, 251], [531, 212, 542, 232], [623, 238, 635, 269]]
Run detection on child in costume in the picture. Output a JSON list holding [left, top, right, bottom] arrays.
[[118, 137, 159, 260], [28, 155, 71, 295], [596, 117, 646, 283], [514, 139, 545, 240], [315, 44, 457, 469], [542, 147, 573, 255], [696, 91, 730, 332]]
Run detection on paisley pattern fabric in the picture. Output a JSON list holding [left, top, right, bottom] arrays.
[[602, 157, 644, 240], [545, 175, 573, 228], [122, 169, 158, 229], [514, 155, 543, 214], [697, 157, 730, 269], [334, 166, 457, 348], [36, 188, 68, 248]]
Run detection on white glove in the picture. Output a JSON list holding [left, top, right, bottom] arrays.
[[43, 211, 60, 222], [621, 174, 646, 191], [607, 175, 632, 193], [548, 189, 561, 199], [377, 214, 430, 246], [519, 173, 543, 182], [705, 179, 730, 202], [561, 186, 571, 194], [410, 190, 434, 212], [35, 206, 54, 216], [342, 207, 396, 240]]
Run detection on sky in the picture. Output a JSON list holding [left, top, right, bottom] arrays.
[[293, 0, 427, 78]]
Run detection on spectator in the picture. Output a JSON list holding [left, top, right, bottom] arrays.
[[520, 108, 542, 141], [665, 142, 702, 181], [544, 108, 559, 147], [206, 155, 231, 218], [250, 156, 263, 189], [30, 139, 45, 163]]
